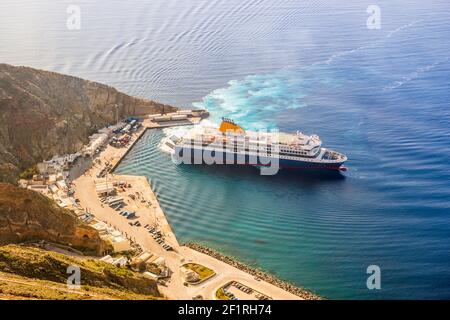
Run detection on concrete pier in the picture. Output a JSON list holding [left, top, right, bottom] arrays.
[[143, 117, 202, 129]]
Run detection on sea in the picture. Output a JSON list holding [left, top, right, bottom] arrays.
[[1, 0, 449, 299]]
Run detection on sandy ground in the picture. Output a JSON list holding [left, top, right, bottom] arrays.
[[72, 124, 301, 300]]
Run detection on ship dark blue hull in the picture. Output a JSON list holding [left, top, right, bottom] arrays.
[[173, 146, 345, 171]]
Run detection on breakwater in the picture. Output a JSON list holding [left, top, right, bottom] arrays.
[[110, 127, 149, 172], [184, 242, 322, 300]]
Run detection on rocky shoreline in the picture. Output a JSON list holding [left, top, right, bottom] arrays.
[[184, 242, 322, 300]]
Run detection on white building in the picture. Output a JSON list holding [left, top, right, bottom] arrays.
[[56, 180, 68, 191], [83, 133, 109, 156], [95, 183, 116, 196], [91, 221, 132, 252], [112, 256, 128, 267]]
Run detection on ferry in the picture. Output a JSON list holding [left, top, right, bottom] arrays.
[[161, 118, 347, 171]]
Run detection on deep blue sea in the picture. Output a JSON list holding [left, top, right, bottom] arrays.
[[1, 0, 449, 299]]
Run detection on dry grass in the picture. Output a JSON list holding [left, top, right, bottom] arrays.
[[0, 245, 163, 300], [215, 287, 231, 300], [182, 263, 215, 283]]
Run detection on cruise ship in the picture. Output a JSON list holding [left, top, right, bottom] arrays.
[[161, 118, 347, 171]]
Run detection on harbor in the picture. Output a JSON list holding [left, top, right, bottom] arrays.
[[2, 0, 449, 301], [18, 109, 316, 300]]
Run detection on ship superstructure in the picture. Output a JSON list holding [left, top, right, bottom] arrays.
[[162, 118, 347, 171]]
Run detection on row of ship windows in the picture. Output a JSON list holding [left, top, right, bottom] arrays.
[[184, 151, 316, 161], [184, 146, 316, 159], [189, 142, 312, 155]]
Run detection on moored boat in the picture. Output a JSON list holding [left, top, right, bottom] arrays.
[[164, 118, 347, 171]]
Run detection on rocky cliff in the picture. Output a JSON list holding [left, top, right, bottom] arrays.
[[0, 63, 177, 183], [0, 183, 111, 255]]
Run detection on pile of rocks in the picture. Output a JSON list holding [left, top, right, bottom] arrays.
[[184, 242, 322, 300]]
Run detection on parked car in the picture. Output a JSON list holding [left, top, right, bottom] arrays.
[[126, 212, 136, 219]]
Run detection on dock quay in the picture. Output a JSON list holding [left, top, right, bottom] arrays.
[[72, 124, 180, 249], [20, 111, 310, 300], [143, 117, 203, 129], [145, 108, 208, 129]]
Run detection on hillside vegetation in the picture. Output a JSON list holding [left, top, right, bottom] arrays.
[[0, 245, 162, 300]]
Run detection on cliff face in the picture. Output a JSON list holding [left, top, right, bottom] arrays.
[[0, 183, 111, 256], [0, 63, 177, 182]]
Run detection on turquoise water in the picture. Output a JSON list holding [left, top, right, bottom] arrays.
[[1, 0, 450, 299]]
